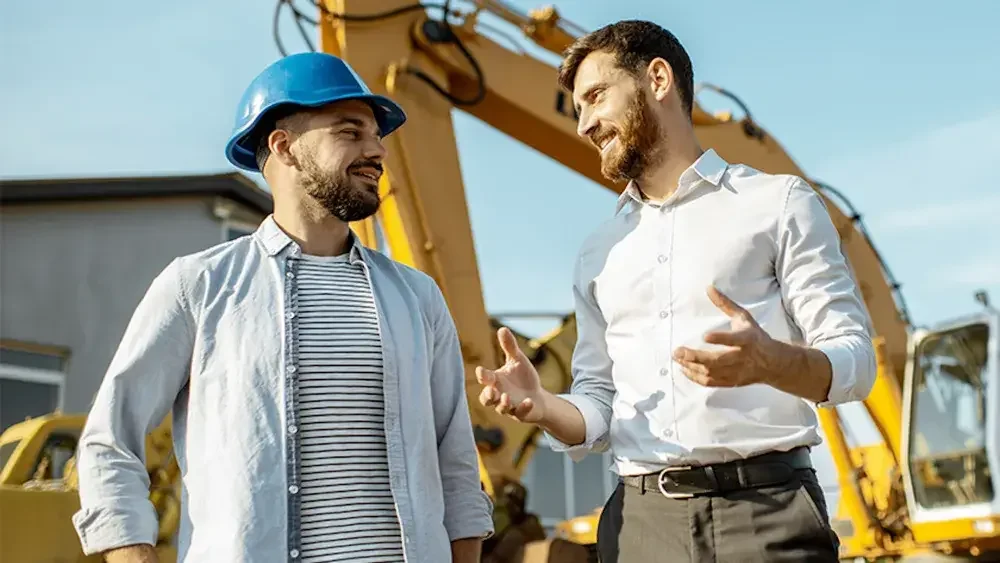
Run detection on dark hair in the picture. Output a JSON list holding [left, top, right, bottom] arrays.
[[252, 105, 310, 172], [558, 20, 694, 117]]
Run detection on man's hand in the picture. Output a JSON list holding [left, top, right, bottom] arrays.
[[672, 286, 778, 388], [673, 286, 834, 403], [476, 327, 547, 423]]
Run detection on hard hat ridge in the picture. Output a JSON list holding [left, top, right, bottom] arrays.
[[224, 52, 407, 172]]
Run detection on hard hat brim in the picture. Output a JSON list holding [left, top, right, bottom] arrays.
[[224, 92, 407, 173]]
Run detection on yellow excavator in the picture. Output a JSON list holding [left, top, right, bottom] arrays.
[[2, 1, 998, 562]]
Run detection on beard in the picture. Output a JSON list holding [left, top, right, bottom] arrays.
[[298, 150, 382, 223], [598, 92, 665, 183]]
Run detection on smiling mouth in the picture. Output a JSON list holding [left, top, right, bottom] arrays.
[[598, 134, 618, 155], [350, 168, 381, 183]]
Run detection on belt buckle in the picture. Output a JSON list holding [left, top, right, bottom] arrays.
[[656, 465, 695, 498]]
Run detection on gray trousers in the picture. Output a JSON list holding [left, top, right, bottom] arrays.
[[596, 467, 840, 562]]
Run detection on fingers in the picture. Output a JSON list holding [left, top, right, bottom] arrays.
[[706, 285, 745, 318], [494, 392, 513, 416], [478, 383, 500, 407], [510, 397, 535, 419], [497, 327, 522, 363], [672, 346, 719, 365], [677, 359, 742, 388], [475, 365, 496, 386], [675, 357, 707, 378], [492, 392, 534, 420], [673, 345, 740, 368]]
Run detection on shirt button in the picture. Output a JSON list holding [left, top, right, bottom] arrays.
[[290, 549, 299, 558], [657, 255, 667, 263], [289, 485, 299, 494], [286, 270, 294, 278], [286, 310, 296, 319], [288, 365, 297, 374], [659, 310, 669, 319], [664, 429, 674, 438], [659, 368, 668, 376], [288, 425, 298, 434]]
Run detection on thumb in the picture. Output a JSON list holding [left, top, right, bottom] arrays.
[[707, 285, 744, 318], [497, 327, 523, 363]]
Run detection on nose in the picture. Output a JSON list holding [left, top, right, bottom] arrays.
[[576, 106, 598, 139], [362, 135, 387, 161]]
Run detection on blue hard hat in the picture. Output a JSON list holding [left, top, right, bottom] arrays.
[[224, 52, 407, 172]]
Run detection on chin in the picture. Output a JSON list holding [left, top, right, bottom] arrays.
[[600, 156, 628, 182]]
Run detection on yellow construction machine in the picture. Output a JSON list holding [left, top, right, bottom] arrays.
[[2, 1, 998, 562]]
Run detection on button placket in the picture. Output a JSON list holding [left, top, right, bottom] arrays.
[[282, 255, 302, 561]]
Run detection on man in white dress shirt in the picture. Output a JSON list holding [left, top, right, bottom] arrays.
[[475, 20, 875, 562]]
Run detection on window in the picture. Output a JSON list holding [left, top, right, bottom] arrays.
[[519, 435, 617, 529], [907, 321, 993, 509], [0, 344, 67, 433]]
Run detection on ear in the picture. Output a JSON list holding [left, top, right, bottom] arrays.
[[267, 128, 298, 168], [646, 57, 674, 102]]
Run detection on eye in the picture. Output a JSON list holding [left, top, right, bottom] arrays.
[[341, 128, 360, 138]]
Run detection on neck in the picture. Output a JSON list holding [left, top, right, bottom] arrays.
[[272, 196, 352, 257], [636, 123, 703, 202]]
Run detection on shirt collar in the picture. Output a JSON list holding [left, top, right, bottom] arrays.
[[614, 148, 729, 214], [254, 214, 366, 262]]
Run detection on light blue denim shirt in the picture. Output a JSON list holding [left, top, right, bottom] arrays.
[[72, 215, 494, 562]]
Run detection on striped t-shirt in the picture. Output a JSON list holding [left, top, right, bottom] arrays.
[[293, 253, 405, 562]]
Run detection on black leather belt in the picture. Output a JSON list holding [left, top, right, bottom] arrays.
[[621, 446, 813, 498]]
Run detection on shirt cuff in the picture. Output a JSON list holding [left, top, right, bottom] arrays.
[[814, 336, 875, 408], [444, 488, 495, 541], [72, 501, 159, 555], [544, 393, 610, 461]]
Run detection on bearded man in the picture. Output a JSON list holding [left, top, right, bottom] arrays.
[[72, 53, 493, 563], [475, 20, 875, 562]]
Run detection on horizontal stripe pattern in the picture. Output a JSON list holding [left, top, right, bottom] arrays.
[[294, 255, 404, 562]]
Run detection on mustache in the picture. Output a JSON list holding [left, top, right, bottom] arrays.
[[590, 127, 617, 149], [347, 160, 383, 175]]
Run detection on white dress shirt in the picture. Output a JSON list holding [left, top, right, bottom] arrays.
[[547, 149, 876, 476]]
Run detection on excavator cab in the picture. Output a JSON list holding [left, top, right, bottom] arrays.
[[900, 302, 1000, 546]]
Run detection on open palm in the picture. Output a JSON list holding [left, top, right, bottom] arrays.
[[476, 327, 545, 423]]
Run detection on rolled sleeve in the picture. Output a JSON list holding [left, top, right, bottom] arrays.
[[776, 178, 877, 407], [72, 501, 160, 555], [545, 247, 615, 461], [545, 393, 610, 461], [814, 334, 876, 407], [427, 281, 495, 541], [73, 258, 195, 554]]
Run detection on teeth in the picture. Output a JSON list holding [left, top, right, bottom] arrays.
[[600, 136, 617, 153]]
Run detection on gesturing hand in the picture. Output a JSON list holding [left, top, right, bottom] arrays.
[[672, 286, 776, 388], [476, 327, 546, 423]]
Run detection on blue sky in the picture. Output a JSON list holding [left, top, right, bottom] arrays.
[[3, 0, 998, 509]]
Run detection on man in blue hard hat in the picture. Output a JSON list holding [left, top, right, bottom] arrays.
[[72, 52, 494, 563]]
